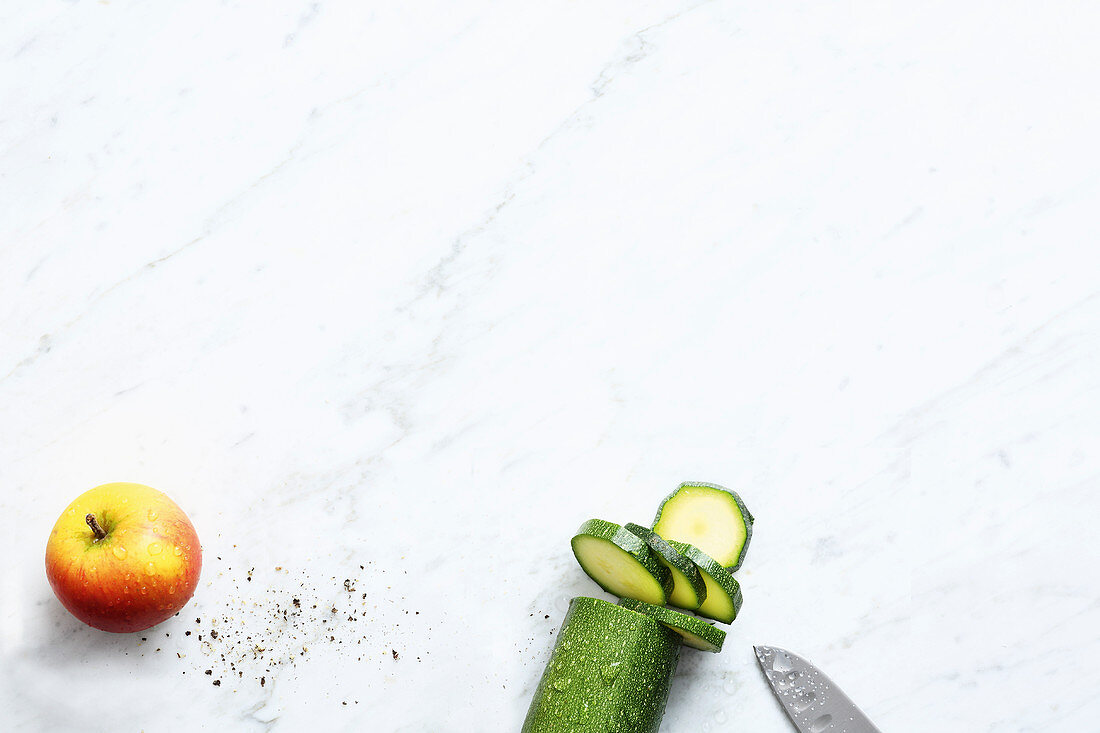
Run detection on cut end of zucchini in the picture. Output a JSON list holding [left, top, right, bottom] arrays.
[[571, 519, 673, 606], [653, 482, 754, 570], [668, 541, 743, 624], [617, 598, 726, 653], [623, 522, 707, 611]]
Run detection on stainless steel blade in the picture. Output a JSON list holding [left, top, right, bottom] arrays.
[[754, 645, 882, 733]]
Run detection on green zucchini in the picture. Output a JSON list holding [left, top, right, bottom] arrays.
[[571, 519, 673, 605], [522, 597, 680, 733], [623, 522, 706, 610], [668, 541, 743, 624], [617, 598, 726, 653], [652, 481, 754, 570]]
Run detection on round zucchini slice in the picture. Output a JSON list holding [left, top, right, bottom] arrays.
[[571, 519, 673, 605], [668, 541, 743, 624], [652, 481, 754, 570], [618, 597, 726, 653], [623, 522, 707, 610]]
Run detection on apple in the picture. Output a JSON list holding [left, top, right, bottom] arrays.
[[45, 482, 202, 633]]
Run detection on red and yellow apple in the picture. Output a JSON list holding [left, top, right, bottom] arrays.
[[45, 482, 202, 633]]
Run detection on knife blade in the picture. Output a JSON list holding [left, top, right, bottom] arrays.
[[753, 645, 882, 733]]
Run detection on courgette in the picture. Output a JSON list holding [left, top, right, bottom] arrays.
[[668, 541, 743, 624], [571, 519, 672, 605], [522, 597, 680, 733], [617, 598, 726, 653], [652, 482, 754, 570], [623, 522, 706, 610]]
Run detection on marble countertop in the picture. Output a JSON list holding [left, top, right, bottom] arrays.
[[3, 2, 1099, 731]]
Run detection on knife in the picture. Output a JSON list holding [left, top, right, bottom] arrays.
[[754, 645, 883, 733]]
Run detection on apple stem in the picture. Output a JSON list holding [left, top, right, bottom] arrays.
[[86, 513, 107, 541]]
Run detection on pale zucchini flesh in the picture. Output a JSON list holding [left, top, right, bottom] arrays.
[[571, 519, 672, 605], [652, 482, 754, 570]]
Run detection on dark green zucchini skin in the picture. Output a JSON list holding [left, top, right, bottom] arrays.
[[522, 597, 681, 733]]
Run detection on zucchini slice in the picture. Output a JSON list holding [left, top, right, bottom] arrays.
[[522, 597, 680, 733], [618, 598, 726, 653], [652, 481, 754, 570], [623, 522, 707, 610], [668, 541, 743, 624], [571, 519, 672, 605]]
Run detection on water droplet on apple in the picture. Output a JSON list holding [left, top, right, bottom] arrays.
[[140, 586, 148, 595], [145, 562, 157, 575], [147, 542, 162, 556], [147, 509, 158, 522], [113, 546, 127, 559], [172, 546, 182, 556], [169, 584, 177, 595]]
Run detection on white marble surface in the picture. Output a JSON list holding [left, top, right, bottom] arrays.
[[2, 1, 1100, 731]]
